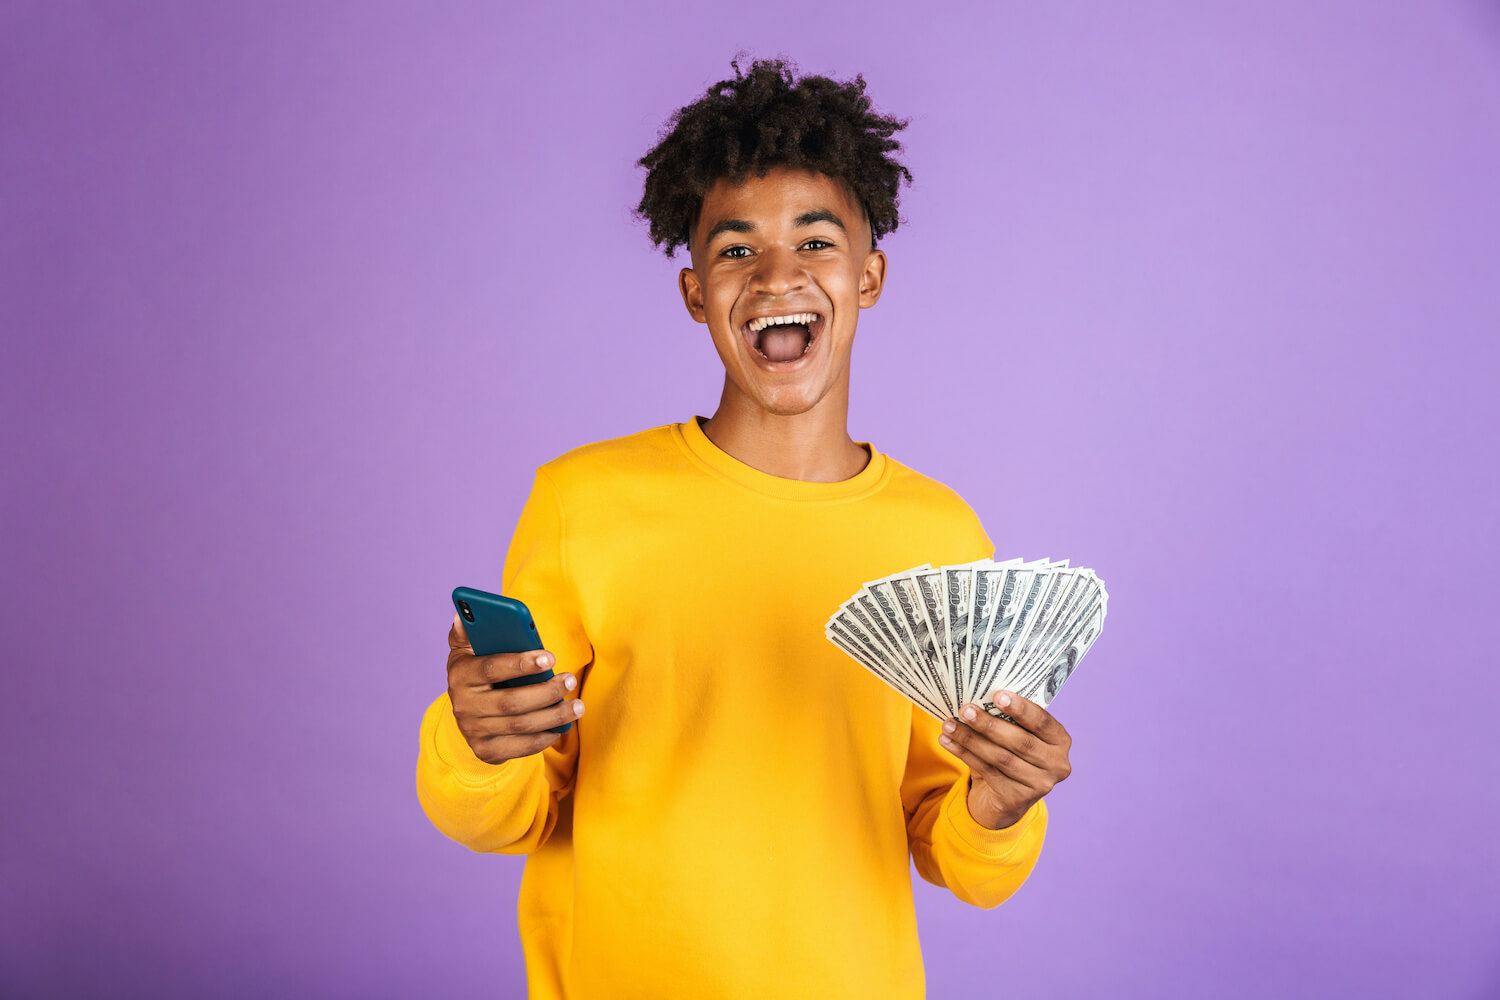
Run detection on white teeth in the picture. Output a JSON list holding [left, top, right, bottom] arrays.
[[747, 312, 819, 333]]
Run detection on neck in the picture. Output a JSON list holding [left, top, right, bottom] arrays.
[[699, 380, 870, 483]]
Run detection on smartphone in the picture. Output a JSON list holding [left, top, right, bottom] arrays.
[[452, 586, 572, 735]]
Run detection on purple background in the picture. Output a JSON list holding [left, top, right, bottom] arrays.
[[3, 2, 1498, 997]]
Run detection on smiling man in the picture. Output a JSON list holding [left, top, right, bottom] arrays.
[[681, 169, 876, 483], [416, 56, 1072, 999]]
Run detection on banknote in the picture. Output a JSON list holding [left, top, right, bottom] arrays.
[[1002, 570, 1084, 695], [1007, 573, 1105, 703], [943, 565, 975, 708], [826, 557, 1108, 722], [827, 618, 949, 722], [880, 575, 947, 700], [862, 581, 938, 701], [964, 567, 1000, 705], [969, 567, 1030, 706], [912, 570, 956, 708], [977, 567, 1050, 709], [1020, 599, 1104, 708]]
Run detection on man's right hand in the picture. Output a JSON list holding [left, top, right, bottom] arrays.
[[446, 612, 585, 765]]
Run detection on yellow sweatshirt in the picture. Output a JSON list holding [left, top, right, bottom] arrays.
[[416, 417, 1047, 999]]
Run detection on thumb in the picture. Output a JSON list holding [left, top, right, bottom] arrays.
[[449, 611, 472, 651]]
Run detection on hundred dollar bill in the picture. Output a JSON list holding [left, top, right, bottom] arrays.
[[992, 564, 1059, 692], [826, 556, 1108, 723], [1009, 573, 1103, 699], [1006, 570, 1086, 682], [826, 613, 887, 674], [969, 566, 1026, 705], [963, 567, 1003, 706], [997, 569, 1080, 698], [879, 575, 949, 707], [996, 578, 1092, 704], [1022, 574, 1108, 703], [855, 564, 932, 684], [844, 593, 928, 703], [1017, 596, 1105, 708], [827, 616, 942, 719], [911, 570, 955, 713], [826, 626, 930, 716], [943, 565, 976, 712], [826, 620, 948, 721], [973, 565, 1050, 707], [861, 581, 935, 704]]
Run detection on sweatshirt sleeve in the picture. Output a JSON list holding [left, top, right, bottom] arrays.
[[901, 704, 1048, 908], [415, 468, 594, 855]]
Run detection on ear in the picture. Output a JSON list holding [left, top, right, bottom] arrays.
[[858, 249, 887, 309], [679, 267, 707, 323]]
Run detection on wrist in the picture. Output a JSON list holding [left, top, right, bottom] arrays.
[[967, 779, 1028, 831]]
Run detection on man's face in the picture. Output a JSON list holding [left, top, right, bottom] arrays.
[[679, 166, 887, 417]]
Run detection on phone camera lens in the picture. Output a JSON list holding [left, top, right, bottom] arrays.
[[458, 600, 475, 623]]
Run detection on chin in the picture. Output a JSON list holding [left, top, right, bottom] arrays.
[[747, 383, 830, 417], [758, 400, 816, 417]]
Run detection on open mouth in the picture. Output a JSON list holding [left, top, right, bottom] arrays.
[[741, 312, 824, 363]]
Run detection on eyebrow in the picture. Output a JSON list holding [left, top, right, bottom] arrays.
[[703, 209, 848, 247]]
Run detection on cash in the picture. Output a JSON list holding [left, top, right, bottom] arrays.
[[825, 557, 1108, 722]]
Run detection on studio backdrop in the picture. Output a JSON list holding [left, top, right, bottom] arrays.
[[2, 2, 1497, 997]]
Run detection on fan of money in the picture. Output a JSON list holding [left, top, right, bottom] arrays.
[[824, 557, 1108, 723]]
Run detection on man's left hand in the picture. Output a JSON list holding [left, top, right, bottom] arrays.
[[939, 690, 1073, 830]]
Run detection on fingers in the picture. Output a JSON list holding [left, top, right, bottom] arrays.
[[449, 612, 471, 652], [466, 693, 586, 739], [941, 713, 1051, 786], [468, 729, 566, 765], [943, 693, 1072, 781], [446, 611, 553, 687], [940, 730, 1049, 798], [451, 667, 585, 757], [443, 612, 584, 767], [446, 608, 563, 687], [476, 648, 559, 686], [982, 689, 1071, 748], [450, 643, 559, 688], [468, 670, 578, 719]]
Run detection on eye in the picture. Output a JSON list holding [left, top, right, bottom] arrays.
[[802, 239, 834, 250], [721, 245, 751, 258]]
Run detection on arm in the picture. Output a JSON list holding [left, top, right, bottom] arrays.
[[415, 469, 594, 854], [901, 704, 1049, 909], [416, 691, 581, 854]]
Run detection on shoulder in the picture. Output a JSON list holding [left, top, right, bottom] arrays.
[[534, 423, 681, 497], [883, 455, 982, 520], [879, 454, 993, 554]]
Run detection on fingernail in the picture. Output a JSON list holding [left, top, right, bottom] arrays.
[[961, 706, 977, 721], [942, 720, 956, 734], [561, 673, 576, 691], [997, 692, 1013, 708], [536, 652, 553, 669], [939, 735, 953, 747], [572, 700, 585, 717]]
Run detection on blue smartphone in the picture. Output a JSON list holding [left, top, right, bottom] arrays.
[[452, 586, 572, 735]]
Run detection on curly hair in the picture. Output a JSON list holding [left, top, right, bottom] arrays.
[[634, 54, 914, 260]]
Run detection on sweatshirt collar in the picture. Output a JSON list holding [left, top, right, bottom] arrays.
[[674, 415, 891, 502]]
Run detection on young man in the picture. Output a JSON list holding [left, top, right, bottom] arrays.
[[416, 57, 1073, 999]]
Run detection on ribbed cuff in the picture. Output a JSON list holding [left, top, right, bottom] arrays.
[[428, 693, 533, 787], [940, 778, 1048, 858]]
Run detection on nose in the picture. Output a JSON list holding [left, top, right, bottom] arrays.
[[747, 244, 807, 297]]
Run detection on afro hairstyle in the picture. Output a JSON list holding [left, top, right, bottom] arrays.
[[633, 55, 914, 260]]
